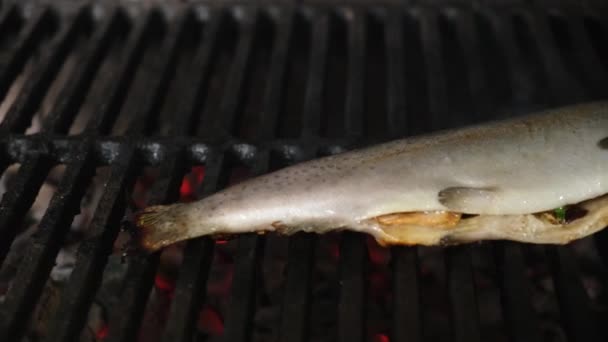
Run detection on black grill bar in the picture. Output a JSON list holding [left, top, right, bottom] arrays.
[[420, 8, 482, 342], [163, 8, 263, 342], [563, 14, 608, 99], [416, 8, 446, 129], [494, 242, 541, 342], [483, 9, 534, 105], [198, 8, 257, 139], [222, 9, 292, 342], [256, 8, 292, 141], [278, 10, 328, 342], [488, 10, 544, 342], [299, 12, 328, 138], [538, 13, 604, 336], [84, 10, 159, 134], [163, 7, 266, 342], [337, 9, 365, 342], [158, 11, 223, 342], [424, 9, 483, 341], [392, 247, 422, 342], [160, 154, 218, 342], [0, 7, 85, 134], [104, 150, 186, 342], [103, 11, 194, 342], [384, 9, 424, 342], [222, 156, 267, 342], [0, 5, 16, 35], [44, 148, 138, 342], [342, 9, 364, 138], [446, 247, 481, 342], [547, 247, 602, 342], [385, 10, 406, 138], [0, 157, 52, 265], [41, 8, 120, 134], [0, 146, 96, 341], [0, 7, 51, 102], [337, 232, 366, 342], [124, 9, 192, 136], [520, 10, 585, 104], [453, 9, 489, 117]]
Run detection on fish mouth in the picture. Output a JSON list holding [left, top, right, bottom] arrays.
[[368, 194, 608, 246]]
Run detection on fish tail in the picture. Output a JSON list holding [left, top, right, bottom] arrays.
[[131, 204, 190, 253]]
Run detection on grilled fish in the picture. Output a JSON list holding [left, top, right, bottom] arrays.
[[133, 102, 608, 252]]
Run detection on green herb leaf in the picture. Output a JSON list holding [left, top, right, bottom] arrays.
[[554, 207, 567, 223]]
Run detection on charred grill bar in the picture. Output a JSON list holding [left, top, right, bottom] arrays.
[[0, 1, 607, 341]]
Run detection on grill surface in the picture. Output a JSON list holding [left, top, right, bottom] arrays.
[[0, 1, 607, 342]]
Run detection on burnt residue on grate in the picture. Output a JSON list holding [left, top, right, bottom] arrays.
[[0, 1, 607, 342]]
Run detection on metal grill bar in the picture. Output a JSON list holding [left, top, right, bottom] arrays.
[[278, 10, 329, 342], [124, 10, 193, 136], [0, 157, 52, 265], [446, 247, 481, 342], [337, 10, 366, 342], [548, 247, 602, 342], [563, 15, 608, 99], [494, 242, 541, 342], [222, 9, 292, 342], [160, 154, 218, 342], [342, 9, 364, 138], [0, 7, 51, 102], [104, 151, 186, 342], [84, 10, 159, 134], [386, 9, 424, 342], [392, 247, 422, 342], [453, 9, 489, 117], [41, 8, 121, 134], [483, 9, 534, 105], [164, 7, 264, 342], [157, 12, 224, 342], [256, 9, 292, 141], [198, 8, 257, 138], [419, 8, 483, 342], [0, 8, 85, 133], [490, 9, 549, 342], [44, 148, 138, 342], [520, 10, 585, 104], [0, 146, 96, 340], [102, 11, 194, 342], [0, 5, 17, 36], [299, 12, 328, 137], [385, 11, 406, 138], [222, 156, 267, 342], [416, 8, 446, 129]]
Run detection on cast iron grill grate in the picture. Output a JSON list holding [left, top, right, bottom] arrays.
[[0, 1, 607, 342]]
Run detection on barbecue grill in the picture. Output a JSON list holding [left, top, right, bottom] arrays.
[[0, 0, 607, 341]]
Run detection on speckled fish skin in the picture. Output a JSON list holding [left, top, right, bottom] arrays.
[[135, 102, 608, 251]]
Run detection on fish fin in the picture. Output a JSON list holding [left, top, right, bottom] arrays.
[[438, 186, 499, 213], [132, 204, 191, 253]]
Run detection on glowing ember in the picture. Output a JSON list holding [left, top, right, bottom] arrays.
[[96, 324, 109, 340], [154, 274, 176, 295], [373, 333, 390, 342], [198, 305, 224, 336], [180, 166, 206, 202]]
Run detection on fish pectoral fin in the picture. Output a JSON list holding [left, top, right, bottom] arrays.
[[438, 186, 499, 213]]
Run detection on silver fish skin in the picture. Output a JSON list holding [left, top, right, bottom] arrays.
[[134, 102, 608, 251]]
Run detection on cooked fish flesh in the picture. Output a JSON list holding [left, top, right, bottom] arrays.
[[132, 102, 608, 252]]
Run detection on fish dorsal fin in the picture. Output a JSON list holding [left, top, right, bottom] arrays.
[[438, 186, 499, 214]]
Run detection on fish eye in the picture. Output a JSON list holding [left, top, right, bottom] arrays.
[[598, 137, 608, 149]]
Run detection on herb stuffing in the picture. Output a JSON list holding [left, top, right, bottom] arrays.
[[554, 207, 567, 223]]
